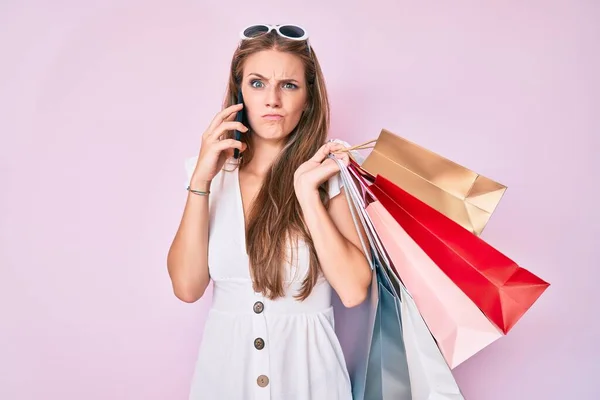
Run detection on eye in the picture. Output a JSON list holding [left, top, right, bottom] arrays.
[[282, 82, 298, 90], [250, 79, 264, 88]]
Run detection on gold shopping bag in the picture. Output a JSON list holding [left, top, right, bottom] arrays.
[[352, 129, 507, 236]]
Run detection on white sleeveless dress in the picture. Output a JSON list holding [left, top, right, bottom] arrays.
[[184, 156, 353, 400]]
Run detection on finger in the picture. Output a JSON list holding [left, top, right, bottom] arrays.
[[214, 138, 247, 152], [331, 151, 350, 164], [203, 111, 240, 139], [325, 154, 349, 170], [310, 141, 345, 163], [308, 142, 337, 163], [303, 158, 343, 184], [318, 154, 349, 176], [209, 121, 249, 141], [223, 109, 239, 122], [208, 103, 244, 132], [327, 141, 345, 152]]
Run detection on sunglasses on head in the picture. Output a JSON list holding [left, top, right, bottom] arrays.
[[240, 24, 308, 40], [239, 24, 311, 52]]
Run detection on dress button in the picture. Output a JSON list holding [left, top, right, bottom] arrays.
[[253, 301, 264, 314], [254, 337, 265, 350], [257, 374, 269, 387]]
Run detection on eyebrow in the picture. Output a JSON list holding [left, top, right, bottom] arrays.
[[246, 72, 300, 83]]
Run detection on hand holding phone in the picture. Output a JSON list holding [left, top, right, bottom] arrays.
[[191, 102, 247, 184]]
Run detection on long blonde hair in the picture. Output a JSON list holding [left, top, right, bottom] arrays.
[[222, 30, 331, 301]]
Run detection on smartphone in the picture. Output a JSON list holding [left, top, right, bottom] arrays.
[[233, 88, 246, 159]]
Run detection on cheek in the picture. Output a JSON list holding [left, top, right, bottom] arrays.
[[289, 96, 307, 117], [243, 98, 262, 126], [282, 98, 306, 130], [287, 110, 304, 127]]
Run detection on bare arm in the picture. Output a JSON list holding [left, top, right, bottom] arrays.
[[167, 179, 212, 303], [167, 103, 248, 303], [297, 188, 371, 308], [294, 141, 372, 308]]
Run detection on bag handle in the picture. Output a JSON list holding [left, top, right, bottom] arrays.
[[340, 139, 377, 152], [330, 156, 394, 274], [330, 155, 374, 270]]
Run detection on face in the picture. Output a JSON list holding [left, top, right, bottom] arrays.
[[240, 49, 308, 142]]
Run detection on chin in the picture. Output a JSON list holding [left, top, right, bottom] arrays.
[[253, 126, 292, 142]]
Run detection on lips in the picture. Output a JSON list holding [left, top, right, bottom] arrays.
[[262, 114, 283, 120]]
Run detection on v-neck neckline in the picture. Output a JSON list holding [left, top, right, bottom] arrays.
[[234, 167, 249, 252]]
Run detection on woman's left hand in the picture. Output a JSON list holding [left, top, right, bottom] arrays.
[[294, 141, 349, 202]]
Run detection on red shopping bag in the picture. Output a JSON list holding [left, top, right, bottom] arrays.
[[363, 172, 550, 334]]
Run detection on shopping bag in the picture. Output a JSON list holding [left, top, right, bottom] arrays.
[[337, 156, 464, 399], [356, 129, 507, 236], [370, 174, 550, 334], [332, 271, 378, 400], [398, 283, 465, 400], [366, 200, 503, 368], [331, 154, 412, 400], [367, 256, 413, 400]]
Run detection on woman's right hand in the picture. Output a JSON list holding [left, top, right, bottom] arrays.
[[191, 103, 248, 185]]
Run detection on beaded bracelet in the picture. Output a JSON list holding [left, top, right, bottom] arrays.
[[186, 185, 210, 196]]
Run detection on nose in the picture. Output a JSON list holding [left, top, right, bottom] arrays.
[[265, 85, 281, 109]]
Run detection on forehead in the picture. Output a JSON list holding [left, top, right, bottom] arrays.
[[243, 50, 305, 80]]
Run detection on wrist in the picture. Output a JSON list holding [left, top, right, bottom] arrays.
[[189, 177, 212, 192], [295, 187, 321, 207]]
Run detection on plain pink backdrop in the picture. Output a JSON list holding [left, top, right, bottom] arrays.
[[1, 1, 598, 399]]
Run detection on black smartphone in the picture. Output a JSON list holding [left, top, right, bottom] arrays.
[[233, 88, 246, 159]]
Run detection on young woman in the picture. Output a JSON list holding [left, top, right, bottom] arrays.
[[167, 24, 372, 399]]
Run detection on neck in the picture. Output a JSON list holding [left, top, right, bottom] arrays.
[[243, 135, 287, 177]]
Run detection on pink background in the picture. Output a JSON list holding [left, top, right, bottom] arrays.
[[1, 1, 597, 399]]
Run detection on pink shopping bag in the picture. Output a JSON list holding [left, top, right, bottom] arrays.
[[366, 201, 504, 368]]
